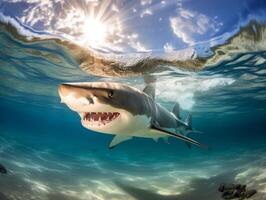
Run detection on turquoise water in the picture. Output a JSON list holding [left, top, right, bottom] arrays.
[[0, 2, 266, 200]]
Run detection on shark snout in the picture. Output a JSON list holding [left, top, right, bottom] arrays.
[[58, 84, 74, 98], [58, 83, 95, 105]]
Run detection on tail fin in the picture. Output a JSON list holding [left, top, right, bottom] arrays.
[[184, 114, 202, 134]]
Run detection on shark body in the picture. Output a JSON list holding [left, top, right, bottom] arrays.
[[58, 82, 204, 148]]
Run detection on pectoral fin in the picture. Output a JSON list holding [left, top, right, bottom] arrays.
[[151, 124, 206, 148], [109, 135, 132, 149]]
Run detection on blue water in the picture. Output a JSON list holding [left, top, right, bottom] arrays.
[[0, 1, 266, 200]]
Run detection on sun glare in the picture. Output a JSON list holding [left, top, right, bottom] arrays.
[[83, 17, 107, 46]]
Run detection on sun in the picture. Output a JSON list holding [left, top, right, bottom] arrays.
[[83, 17, 107, 46]]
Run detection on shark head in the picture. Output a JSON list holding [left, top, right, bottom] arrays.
[[58, 82, 152, 134]]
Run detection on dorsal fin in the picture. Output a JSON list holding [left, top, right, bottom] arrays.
[[172, 103, 181, 119], [143, 84, 155, 99], [185, 113, 192, 129]]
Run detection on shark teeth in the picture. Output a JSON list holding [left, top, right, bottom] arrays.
[[81, 112, 120, 127]]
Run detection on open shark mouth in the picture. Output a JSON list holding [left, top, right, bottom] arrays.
[[81, 112, 120, 127]]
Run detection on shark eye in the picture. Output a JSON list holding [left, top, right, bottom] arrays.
[[86, 97, 94, 104], [108, 90, 114, 98]]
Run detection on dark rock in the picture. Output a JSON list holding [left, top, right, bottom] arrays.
[[218, 184, 225, 192], [239, 185, 246, 192], [232, 189, 242, 198], [222, 190, 235, 199], [234, 184, 241, 190], [225, 184, 245, 191], [245, 189, 257, 198], [0, 164, 7, 174], [219, 183, 257, 200]]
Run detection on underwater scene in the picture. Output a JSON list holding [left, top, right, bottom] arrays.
[[0, 0, 266, 199]]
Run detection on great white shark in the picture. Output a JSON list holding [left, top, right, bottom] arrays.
[[58, 82, 205, 149]]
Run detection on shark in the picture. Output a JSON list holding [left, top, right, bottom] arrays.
[[58, 82, 205, 149]]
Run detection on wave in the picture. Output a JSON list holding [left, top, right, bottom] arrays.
[[1, 13, 265, 77], [206, 21, 266, 67]]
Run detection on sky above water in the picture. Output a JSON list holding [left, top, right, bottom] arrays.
[[0, 0, 265, 53]]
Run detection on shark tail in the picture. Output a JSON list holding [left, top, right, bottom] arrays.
[[180, 112, 203, 149]]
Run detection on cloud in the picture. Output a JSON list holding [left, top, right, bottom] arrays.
[[111, 4, 119, 13], [163, 42, 174, 53], [140, 9, 153, 18], [170, 8, 222, 44], [127, 33, 149, 52], [140, 0, 152, 6], [130, 41, 148, 52]]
